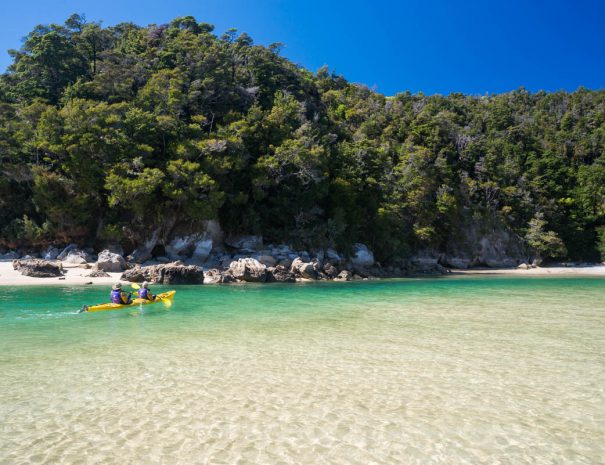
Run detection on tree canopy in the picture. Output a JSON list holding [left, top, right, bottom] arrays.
[[1, 15, 605, 262]]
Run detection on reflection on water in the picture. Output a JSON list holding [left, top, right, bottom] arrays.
[[1, 277, 604, 464]]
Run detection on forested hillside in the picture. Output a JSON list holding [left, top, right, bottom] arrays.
[[1, 15, 604, 263]]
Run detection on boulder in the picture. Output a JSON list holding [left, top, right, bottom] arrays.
[[204, 269, 236, 284], [0, 251, 20, 260], [192, 238, 213, 262], [322, 262, 339, 278], [290, 258, 320, 279], [95, 249, 127, 272], [12, 259, 63, 278], [351, 243, 374, 268], [252, 253, 277, 267], [228, 258, 267, 282], [63, 250, 93, 265], [121, 262, 204, 284], [87, 269, 111, 278], [266, 265, 296, 283], [334, 270, 352, 281], [56, 244, 78, 261], [517, 263, 530, 270], [225, 235, 263, 252], [42, 246, 60, 260]]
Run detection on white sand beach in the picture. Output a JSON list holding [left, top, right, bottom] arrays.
[[0, 260, 123, 286], [1, 259, 604, 286]]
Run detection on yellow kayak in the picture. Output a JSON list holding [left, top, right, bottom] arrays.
[[80, 290, 176, 312]]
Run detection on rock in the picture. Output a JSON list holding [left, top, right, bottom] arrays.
[[128, 227, 164, 263], [517, 263, 530, 270], [253, 253, 277, 267], [56, 244, 78, 261], [192, 238, 213, 262], [87, 269, 111, 278], [78, 263, 92, 269], [204, 269, 236, 284], [63, 250, 93, 265], [95, 249, 127, 272], [121, 262, 204, 284], [42, 246, 60, 260], [290, 258, 320, 279], [441, 257, 471, 269], [351, 243, 374, 268], [0, 251, 20, 260], [322, 262, 338, 278], [334, 270, 352, 281], [266, 265, 296, 283], [156, 256, 171, 263], [228, 258, 267, 282], [325, 248, 342, 263], [225, 235, 263, 252], [103, 243, 124, 256], [22, 255, 35, 260], [12, 259, 63, 278]]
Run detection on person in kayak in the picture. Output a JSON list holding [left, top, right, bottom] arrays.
[[110, 283, 132, 305], [137, 281, 156, 301]]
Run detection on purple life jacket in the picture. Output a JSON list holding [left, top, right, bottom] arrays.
[[111, 289, 122, 304], [138, 288, 149, 300]]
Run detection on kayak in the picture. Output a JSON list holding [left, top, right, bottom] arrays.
[[80, 290, 176, 313]]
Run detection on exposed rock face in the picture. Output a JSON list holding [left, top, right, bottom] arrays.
[[121, 262, 204, 284], [228, 258, 267, 282], [87, 269, 111, 278], [204, 269, 236, 284], [252, 253, 277, 267], [57, 244, 78, 261], [325, 248, 342, 263], [42, 246, 60, 260], [128, 227, 163, 263], [13, 259, 63, 278], [351, 243, 375, 267], [440, 256, 471, 269], [266, 265, 296, 283], [225, 235, 263, 252], [95, 249, 126, 272]]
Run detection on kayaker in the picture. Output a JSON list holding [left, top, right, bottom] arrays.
[[110, 283, 132, 305], [137, 281, 156, 301]]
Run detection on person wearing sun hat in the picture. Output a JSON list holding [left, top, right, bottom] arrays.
[[110, 282, 132, 305]]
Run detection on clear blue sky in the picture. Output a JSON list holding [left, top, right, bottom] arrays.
[[1, 0, 604, 95]]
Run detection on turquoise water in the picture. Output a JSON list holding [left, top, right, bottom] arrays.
[[1, 277, 605, 464]]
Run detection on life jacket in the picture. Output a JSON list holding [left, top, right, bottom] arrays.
[[110, 289, 122, 304], [138, 288, 150, 300]]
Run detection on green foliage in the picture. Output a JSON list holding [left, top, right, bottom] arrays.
[[1, 15, 605, 262]]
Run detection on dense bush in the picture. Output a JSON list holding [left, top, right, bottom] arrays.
[[1, 15, 604, 262]]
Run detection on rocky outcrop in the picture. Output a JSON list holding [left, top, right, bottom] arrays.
[[204, 268, 236, 284], [0, 251, 20, 260], [228, 258, 267, 282], [290, 258, 320, 279], [95, 249, 126, 272], [225, 235, 263, 253], [121, 262, 204, 284], [322, 262, 338, 278], [12, 259, 63, 278], [42, 246, 60, 260], [351, 243, 375, 268], [57, 244, 78, 261], [87, 269, 111, 278], [266, 265, 296, 283], [334, 270, 352, 281]]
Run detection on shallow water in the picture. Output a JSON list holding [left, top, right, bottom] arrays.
[[1, 276, 604, 465]]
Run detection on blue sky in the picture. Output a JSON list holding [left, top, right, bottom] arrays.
[[1, 0, 604, 95]]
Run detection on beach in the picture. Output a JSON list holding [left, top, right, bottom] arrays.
[[1, 259, 604, 286]]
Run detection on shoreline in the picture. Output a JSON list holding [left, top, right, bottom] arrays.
[[1, 260, 604, 286]]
